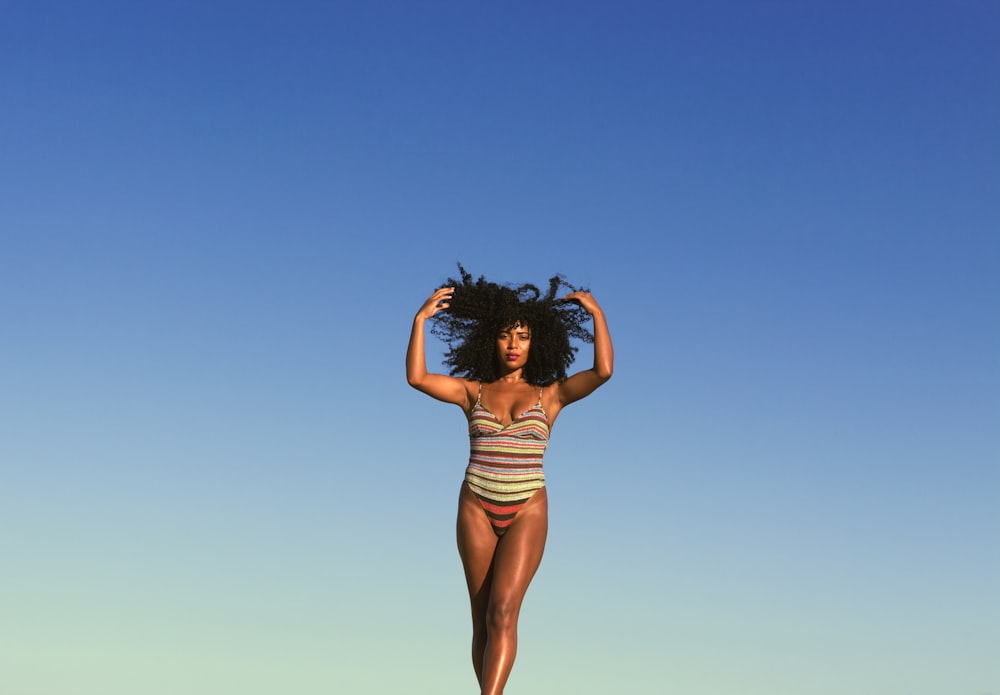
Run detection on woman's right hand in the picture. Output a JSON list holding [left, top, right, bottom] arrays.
[[407, 286, 470, 408], [416, 286, 455, 320]]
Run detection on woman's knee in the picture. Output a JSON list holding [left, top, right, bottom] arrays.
[[486, 598, 520, 632]]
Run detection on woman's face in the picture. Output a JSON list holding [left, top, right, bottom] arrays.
[[496, 322, 531, 372]]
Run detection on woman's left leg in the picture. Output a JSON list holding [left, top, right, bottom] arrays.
[[479, 489, 548, 695]]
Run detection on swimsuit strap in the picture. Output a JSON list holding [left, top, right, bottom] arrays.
[[475, 382, 483, 406], [536, 386, 543, 407]]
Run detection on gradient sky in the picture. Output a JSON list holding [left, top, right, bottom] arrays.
[[2, 2, 998, 694]]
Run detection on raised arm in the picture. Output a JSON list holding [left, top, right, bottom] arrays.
[[406, 287, 472, 408], [556, 292, 614, 407]]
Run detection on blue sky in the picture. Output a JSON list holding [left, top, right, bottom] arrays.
[[2, 2, 998, 694]]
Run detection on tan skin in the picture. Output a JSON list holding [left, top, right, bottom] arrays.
[[406, 286, 614, 694]]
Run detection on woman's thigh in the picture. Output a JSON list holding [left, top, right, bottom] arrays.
[[489, 489, 548, 610], [457, 483, 500, 613]]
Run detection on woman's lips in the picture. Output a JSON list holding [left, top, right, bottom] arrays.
[[506, 353, 519, 360]]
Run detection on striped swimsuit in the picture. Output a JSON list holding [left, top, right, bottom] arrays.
[[464, 384, 549, 536]]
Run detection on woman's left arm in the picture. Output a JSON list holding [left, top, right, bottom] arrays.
[[556, 292, 614, 407]]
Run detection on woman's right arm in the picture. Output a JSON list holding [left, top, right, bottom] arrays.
[[406, 287, 470, 407]]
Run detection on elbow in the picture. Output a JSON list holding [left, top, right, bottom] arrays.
[[405, 356, 425, 388], [594, 367, 613, 384], [597, 361, 614, 382], [406, 368, 430, 390]]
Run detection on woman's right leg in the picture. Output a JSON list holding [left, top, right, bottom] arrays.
[[456, 483, 499, 686]]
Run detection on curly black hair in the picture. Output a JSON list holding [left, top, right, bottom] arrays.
[[430, 264, 594, 385]]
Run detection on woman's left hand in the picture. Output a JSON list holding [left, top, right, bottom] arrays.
[[563, 291, 603, 316]]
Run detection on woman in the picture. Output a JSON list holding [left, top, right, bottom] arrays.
[[406, 265, 614, 694]]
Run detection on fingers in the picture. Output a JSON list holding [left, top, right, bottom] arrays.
[[562, 291, 599, 314], [562, 290, 592, 304], [433, 286, 455, 307], [419, 286, 454, 318]]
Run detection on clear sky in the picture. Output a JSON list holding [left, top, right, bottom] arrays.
[[2, 2, 997, 694]]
